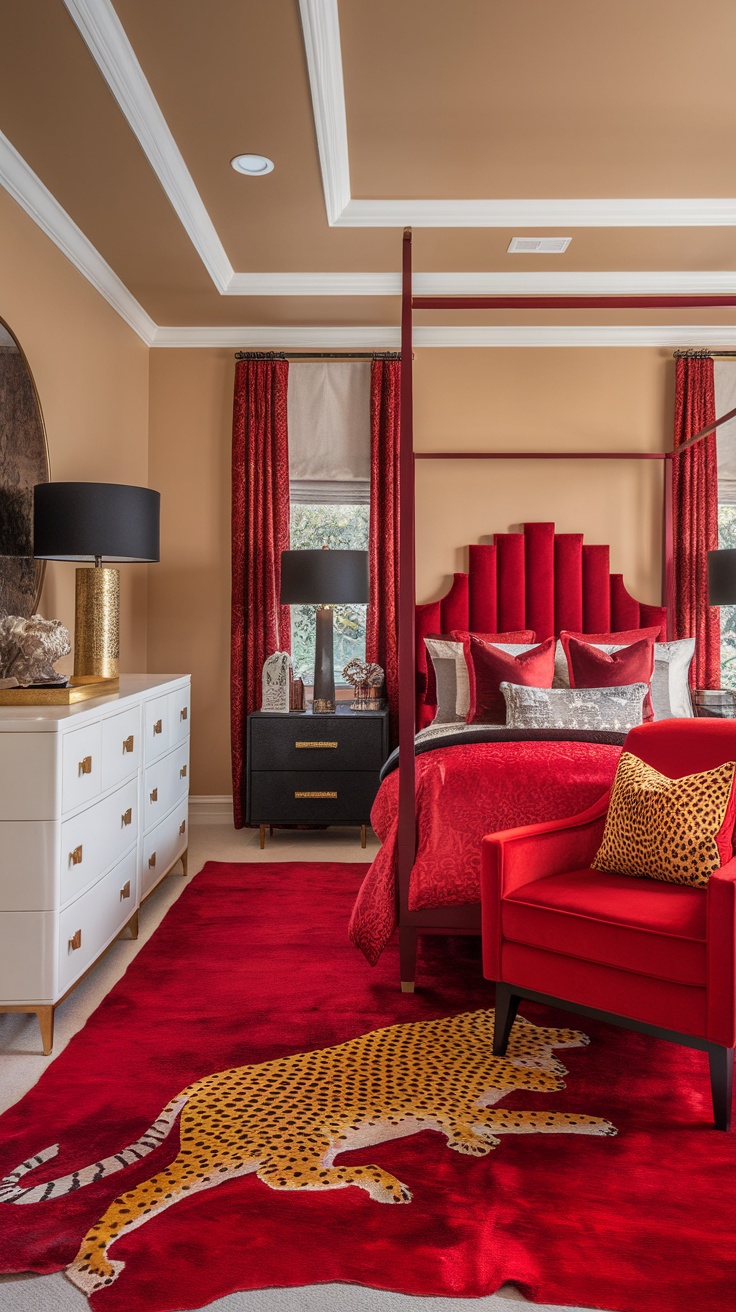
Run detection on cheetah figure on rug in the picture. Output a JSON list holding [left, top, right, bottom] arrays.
[[0, 1009, 616, 1294]]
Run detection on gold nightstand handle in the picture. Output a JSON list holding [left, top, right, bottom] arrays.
[[180, 764, 187, 778], [179, 820, 186, 835], [69, 929, 82, 951], [295, 791, 337, 799], [121, 807, 132, 827], [153, 719, 163, 735], [122, 735, 135, 753], [295, 741, 338, 749], [180, 706, 188, 721], [148, 852, 157, 869], [150, 788, 158, 803], [120, 880, 131, 900], [78, 756, 92, 775], [69, 845, 83, 866]]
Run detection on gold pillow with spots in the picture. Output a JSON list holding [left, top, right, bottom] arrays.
[[592, 751, 736, 888]]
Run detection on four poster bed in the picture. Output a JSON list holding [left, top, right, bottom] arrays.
[[349, 230, 736, 988]]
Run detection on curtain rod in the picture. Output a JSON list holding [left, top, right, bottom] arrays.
[[673, 349, 736, 358], [234, 350, 401, 361]]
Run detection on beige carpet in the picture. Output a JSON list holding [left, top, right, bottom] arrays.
[[0, 822, 608, 1312]]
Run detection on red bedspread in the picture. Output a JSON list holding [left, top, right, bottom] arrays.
[[349, 738, 622, 964]]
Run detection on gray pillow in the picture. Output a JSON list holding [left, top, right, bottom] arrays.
[[553, 637, 694, 719], [425, 638, 539, 724], [501, 681, 647, 732]]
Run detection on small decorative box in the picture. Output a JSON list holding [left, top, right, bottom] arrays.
[[693, 689, 736, 719]]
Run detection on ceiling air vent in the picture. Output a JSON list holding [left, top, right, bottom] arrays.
[[508, 237, 571, 254]]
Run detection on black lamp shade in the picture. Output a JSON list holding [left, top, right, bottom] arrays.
[[33, 482, 160, 563], [708, 549, 736, 606], [280, 549, 369, 604]]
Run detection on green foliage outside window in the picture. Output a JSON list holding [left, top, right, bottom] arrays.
[[289, 503, 369, 683], [719, 504, 736, 689]]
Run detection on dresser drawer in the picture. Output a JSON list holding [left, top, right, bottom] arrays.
[[62, 722, 102, 813], [101, 705, 141, 791], [143, 741, 189, 834], [249, 770, 380, 824], [141, 797, 189, 899], [57, 848, 138, 997], [60, 777, 138, 906], [249, 717, 385, 772], [144, 694, 170, 761], [168, 687, 190, 747]]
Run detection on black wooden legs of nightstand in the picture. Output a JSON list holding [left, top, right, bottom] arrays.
[[259, 823, 367, 848]]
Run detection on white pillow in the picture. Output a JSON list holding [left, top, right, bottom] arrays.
[[553, 637, 695, 720], [501, 681, 647, 732]]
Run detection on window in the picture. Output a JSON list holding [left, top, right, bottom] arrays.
[[287, 362, 371, 685]]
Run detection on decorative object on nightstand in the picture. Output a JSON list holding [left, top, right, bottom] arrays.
[[693, 689, 736, 718], [33, 482, 160, 689], [246, 704, 388, 848], [343, 658, 385, 710], [261, 651, 291, 712], [0, 614, 70, 687], [280, 548, 369, 713]]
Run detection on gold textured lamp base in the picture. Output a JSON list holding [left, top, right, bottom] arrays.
[[74, 566, 120, 679]]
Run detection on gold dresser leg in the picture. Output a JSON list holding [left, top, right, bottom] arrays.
[[181, 847, 189, 877], [361, 824, 367, 849], [260, 824, 266, 850], [37, 1006, 54, 1056]]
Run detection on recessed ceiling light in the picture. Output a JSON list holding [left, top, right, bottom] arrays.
[[231, 153, 274, 176], [508, 237, 571, 253]]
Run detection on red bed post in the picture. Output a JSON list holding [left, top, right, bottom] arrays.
[[398, 228, 418, 990]]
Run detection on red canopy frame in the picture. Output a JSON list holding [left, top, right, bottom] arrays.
[[396, 227, 736, 988]]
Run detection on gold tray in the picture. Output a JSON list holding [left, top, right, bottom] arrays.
[[0, 676, 120, 706]]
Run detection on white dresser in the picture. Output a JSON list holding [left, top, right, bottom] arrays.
[[0, 674, 190, 1054]]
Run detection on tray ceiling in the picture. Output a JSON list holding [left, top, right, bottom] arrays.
[[0, 0, 734, 343]]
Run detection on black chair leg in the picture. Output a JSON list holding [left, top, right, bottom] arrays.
[[493, 983, 521, 1056], [709, 1046, 734, 1130]]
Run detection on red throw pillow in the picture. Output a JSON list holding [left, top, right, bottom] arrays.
[[560, 626, 662, 646], [563, 634, 655, 721], [463, 635, 555, 725]]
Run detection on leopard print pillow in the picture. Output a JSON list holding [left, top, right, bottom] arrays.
[[592, 751, 736, 887]]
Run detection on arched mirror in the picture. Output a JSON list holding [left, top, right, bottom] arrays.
[[0, 319, 49, 616]]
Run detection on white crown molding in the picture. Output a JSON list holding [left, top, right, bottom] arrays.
[[0, 129, 156, 344], [152, 323, 736, 349], [62, 0, 233, 293], [226, 271, 399, 296], [298, 0, 351, 225], [341, 197, 736, 228], [227, 270, 736, 296]]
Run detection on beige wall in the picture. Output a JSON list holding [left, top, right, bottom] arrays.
[[147, 344, 675, 797], [0, 189, 150, 674], [147, 350, 234, 797]]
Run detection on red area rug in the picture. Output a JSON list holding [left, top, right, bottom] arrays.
[[0, 860, 734, 1312]]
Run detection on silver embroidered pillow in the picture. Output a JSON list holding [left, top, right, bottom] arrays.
[[501, 681, 647, 731]]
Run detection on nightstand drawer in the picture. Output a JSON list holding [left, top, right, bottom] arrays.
[[249, 717, 385, 771], [249, 770, 379, 823]]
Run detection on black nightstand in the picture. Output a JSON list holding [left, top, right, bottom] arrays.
[[693, 690, 736, 718], [246, 705, 390, 848]]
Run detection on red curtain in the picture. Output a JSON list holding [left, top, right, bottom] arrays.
[[367, 359, 400, 744], [672, 356, 720, 688], [231, 359, 291, 827]]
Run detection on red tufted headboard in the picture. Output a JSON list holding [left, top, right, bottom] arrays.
[[415, 521, 667, 727]]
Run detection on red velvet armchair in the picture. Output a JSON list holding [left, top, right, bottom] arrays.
[[481, 719, 736, 1129]]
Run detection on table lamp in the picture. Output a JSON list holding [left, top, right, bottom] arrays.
[[708, 549, 736, 606], [33, 481, 160, 682], [280, 548, 369, 713]]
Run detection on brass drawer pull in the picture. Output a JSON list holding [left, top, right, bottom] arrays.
[[148, 852, 157, 869], [123, 734, 135, 753], [295, 791, 337, 799], [295, 741, 338, 749], [153, 719, 163, 735], [69, 845, 83, 866], [120, 880, 131, 900], [78, 756, 92, 776], [121, 807, 132, 827], [180, 764, 187, 778], [69, 929, 82, 951], [150, 787, 158, 803], [179, 820, 186, 835], [180, 706, 188, 721]]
